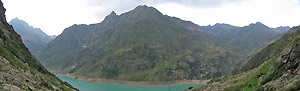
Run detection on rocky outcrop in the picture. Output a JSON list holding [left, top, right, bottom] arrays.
[[263, 44, 300, 90]]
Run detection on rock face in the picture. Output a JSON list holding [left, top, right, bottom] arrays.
[[36, 5, 243, 81], [0, 0, 77, 90], [261, 43, 300, 90], [9, 18, 55, 55], [188, 26, 300, 91]]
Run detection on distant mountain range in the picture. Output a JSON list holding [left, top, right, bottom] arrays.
[[271, 26, 290, 33], [35, 5, 289, 81], [201, 22, 289, 53], [9, 18, 55, 55], [0, 0, 77, 90]]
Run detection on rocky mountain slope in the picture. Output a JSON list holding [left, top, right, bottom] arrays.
[[36, 5, 242, 81], [188, 26, 300, 91], [0, 0, 77, 90], [241, 26, 299, 71], [9, 18, 55, 54]]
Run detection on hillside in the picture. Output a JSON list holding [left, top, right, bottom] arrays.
[[241, 26, 300, 71], [0, 1, 77, 90], [188, 26, 300, 91], [36, 5, 242, 81], [9, 18, 55, 54]]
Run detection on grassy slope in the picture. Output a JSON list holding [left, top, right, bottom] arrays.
[[0, 0, 77, 90]]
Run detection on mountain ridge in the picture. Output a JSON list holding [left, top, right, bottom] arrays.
[[9, 18, 55, 54], [201, 22, 288, 53]]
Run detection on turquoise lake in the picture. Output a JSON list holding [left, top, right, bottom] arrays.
[[56, 75, 201, 91]]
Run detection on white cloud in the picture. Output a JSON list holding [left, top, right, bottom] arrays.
[[2, 0, 300, 35]]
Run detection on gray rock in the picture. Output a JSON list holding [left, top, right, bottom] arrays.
[[2, 84, 20, 91]]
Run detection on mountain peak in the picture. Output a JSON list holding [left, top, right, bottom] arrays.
[[11, 17, 20, 21], [252, 22, 265, 26], [255, 22, 263, 25], [135, 5, 152, 9], [248, 22, 269, 29], [116, 5, 164, 21], [106, 11, 118, 17], [131, 5, 162, 15], [214, 23, 232, 26], [101, 11, 119, 25], [10, 17, 27, 24], [110, 11, 116, 16]]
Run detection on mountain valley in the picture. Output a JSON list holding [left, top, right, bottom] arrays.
[[36, 5, 289, 82]]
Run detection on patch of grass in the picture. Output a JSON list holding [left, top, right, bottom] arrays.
[[260, 67, 284, 85], [34, 85, 42, 90], [224, 55, 280, 91], [1, 69, 9, 73], [114, 48, 127, 55]]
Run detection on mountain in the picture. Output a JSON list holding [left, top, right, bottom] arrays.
[[36, 5, 243, 81], [201, 22, 289, 53], [271, 26, 290, 33], [9, 18, 55, 54], [0, 1, 77, 90], [188, 26, 300, 91]]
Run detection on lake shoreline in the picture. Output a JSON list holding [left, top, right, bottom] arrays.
[[56, 73, 209, 86]]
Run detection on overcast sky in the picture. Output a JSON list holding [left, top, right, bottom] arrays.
[[2, 0, 300, 35]]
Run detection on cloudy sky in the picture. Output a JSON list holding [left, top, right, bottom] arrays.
[[2, 0, 300, 35]]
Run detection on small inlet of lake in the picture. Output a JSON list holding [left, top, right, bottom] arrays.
[[56, 75, 201, 91]]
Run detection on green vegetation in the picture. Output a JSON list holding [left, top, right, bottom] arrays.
[[224, 55, 279, 91]]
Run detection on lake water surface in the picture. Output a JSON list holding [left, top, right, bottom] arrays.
[[56, 75, 201, 91]]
